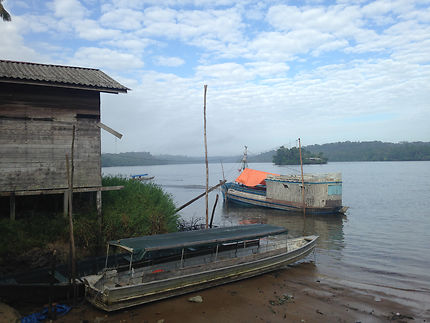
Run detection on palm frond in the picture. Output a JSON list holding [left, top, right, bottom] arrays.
[[0, 2, 12, 22]]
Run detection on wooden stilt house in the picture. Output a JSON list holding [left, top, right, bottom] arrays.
[[0, 60, 128, 219]]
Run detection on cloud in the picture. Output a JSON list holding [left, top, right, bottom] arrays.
[[154, 56, 185, 66], [3, 0, 430, 155], [100, 8, 144, 30], [245, 62, 290, 78], [69, 47, 144, 72], [249, 30, 335, 61], [75, 19, 122, 40], [51, 0, 88, 20], [138, 6, 246, 55], [196, 63, 254, 84], [102, 38, 154, 52], [266, 4, 362, 35], [0, 17, 45, 62]]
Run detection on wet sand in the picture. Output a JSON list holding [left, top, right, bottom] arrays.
[[42, 261, 425, 323]]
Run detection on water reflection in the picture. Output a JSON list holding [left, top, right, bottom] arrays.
[[220, 203, 346, 252]]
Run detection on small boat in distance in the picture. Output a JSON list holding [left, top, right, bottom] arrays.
[[131, 174, 155, 181], [222, 168, 348, 215], [83, 224, 318, 311]]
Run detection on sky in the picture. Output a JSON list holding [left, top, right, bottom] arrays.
[[1, 0, 430, 156]]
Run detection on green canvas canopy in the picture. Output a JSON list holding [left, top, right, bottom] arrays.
[[108, 224, 287, 262]]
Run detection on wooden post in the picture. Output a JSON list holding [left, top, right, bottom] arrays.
[[66, 125, 77, 303], [9, 193, 15, 221], [203, 85, 209, 229], [63, 191, 68, 219], [298, 138, 306, 218], [209, 194, 219, 228], [96, 190, 102, 252], [48, 249, 57, 320], [174, 180, 225, 213], [180, 248, 185, 268]]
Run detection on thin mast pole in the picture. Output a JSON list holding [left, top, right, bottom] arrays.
[[242, 145, 248, 170], [298, 138, 306, 218], [203, 85, 209, 229]]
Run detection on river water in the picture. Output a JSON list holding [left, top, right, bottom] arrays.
[[103, 161, 430, 314]]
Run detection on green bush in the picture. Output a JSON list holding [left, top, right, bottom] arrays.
[[0, 176, 178, 268], [101, 176, 178, 240], [0, 214, 67, 258]]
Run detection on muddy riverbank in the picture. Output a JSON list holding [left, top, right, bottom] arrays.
[[11, 261, 425, 323]]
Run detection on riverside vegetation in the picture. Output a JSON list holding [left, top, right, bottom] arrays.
[[272, 146, 327, 165], [0, 176, 178, 275]]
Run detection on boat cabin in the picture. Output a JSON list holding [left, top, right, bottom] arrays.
[[103, 224, 288, 273]]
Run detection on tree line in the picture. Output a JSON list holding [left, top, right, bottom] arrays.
[[101, 141, 430, 167], [305, 141, 430, 161], [272, 146, 327, 165]]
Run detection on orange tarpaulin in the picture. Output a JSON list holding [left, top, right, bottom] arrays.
[[235, 168, 279, 187]]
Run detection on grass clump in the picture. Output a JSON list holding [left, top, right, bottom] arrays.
[[0, 176, 178, 272], [101, 176, 178, 240]]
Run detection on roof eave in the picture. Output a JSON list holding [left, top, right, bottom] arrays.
[[0, 79, 129, 94]]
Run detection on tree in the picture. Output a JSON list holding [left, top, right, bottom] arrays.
[[273, 146, 327, 165], [1, 0, 11, 22]]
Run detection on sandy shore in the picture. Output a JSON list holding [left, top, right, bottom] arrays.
[[16, 261, 423, 323]]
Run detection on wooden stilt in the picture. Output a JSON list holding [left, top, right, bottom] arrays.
[[209, 194, 219, 228], [298, 138, 306, 218], [96, 190, 102, 252], [66, 125, 77, 304], [10, 193, 15, 221], [63, 191, 68, 219], [96, 190, 102, 225]]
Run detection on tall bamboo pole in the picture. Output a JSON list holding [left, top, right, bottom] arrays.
[[203, 85, 209, 229], [298, 138, 306, 218]]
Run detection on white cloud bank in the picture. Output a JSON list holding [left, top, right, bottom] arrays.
[[1, 0, 429, 155]]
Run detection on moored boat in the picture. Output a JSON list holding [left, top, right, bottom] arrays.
[[131, 174, 155, 181], [83, 224, 318, 311], [222, 168, 348, 215]]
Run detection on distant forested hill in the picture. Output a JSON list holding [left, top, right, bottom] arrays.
[[273, 146, 327, 165], [102, 152, 241, 167], [249, 141, 430, 162], [102, 152, 168, 167], [305, 141, 430, 161], [102, 141, 430, 167], [248, 150, 275, 162]]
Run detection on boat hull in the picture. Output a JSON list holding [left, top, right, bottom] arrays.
[[223, 184, 347, 215], [84, 236, 318, 311]]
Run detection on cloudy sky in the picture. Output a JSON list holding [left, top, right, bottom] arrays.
[[1, 0, 429, 156]]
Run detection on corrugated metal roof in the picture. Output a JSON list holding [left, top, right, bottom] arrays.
[[0, 60, 129, 93]]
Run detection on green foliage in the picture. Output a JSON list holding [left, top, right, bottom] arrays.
[[0, 176, 178, 267], [273, 146, 327, 165], [0, 0, 12, 22], [0, 214, 67, 257], [101, 176, 178, 241]]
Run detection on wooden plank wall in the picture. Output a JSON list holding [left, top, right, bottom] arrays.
[[0, 83, 102, 192]]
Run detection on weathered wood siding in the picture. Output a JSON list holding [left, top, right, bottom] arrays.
[[0, 83, 102, 192], [266, 173, 342, 208]]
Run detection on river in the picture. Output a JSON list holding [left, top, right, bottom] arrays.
[[103, 161, 430, 315]]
